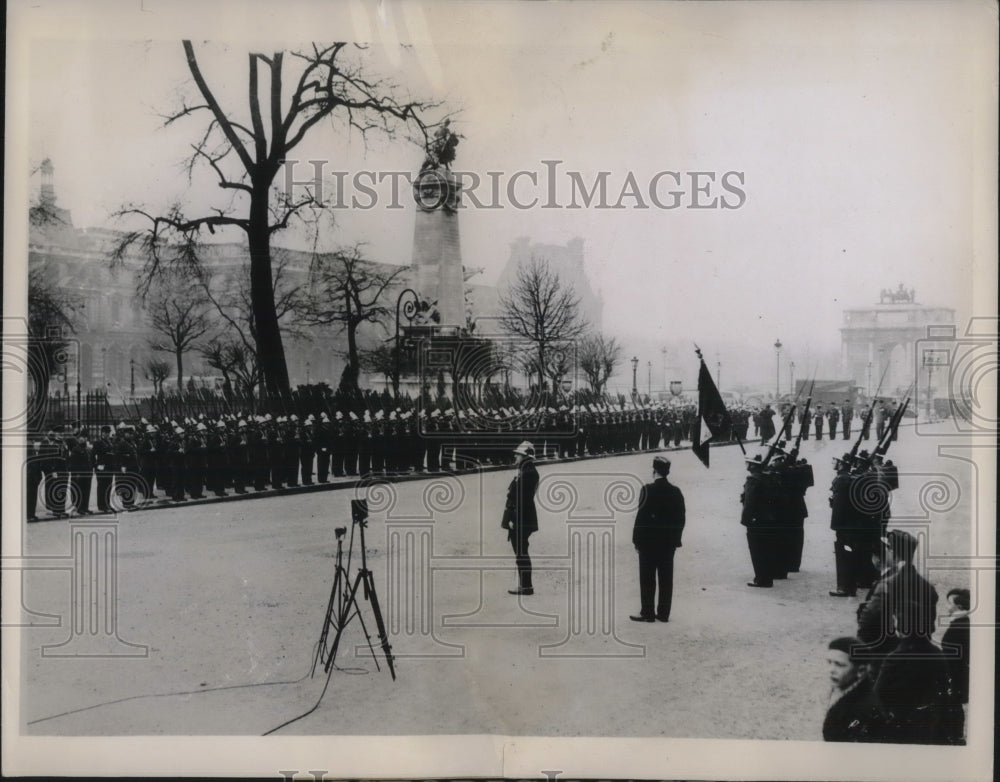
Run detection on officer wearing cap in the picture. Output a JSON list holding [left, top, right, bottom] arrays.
[[501, 441, 540, 595], [630, 455, 686, 622]]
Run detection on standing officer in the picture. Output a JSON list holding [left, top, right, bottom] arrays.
[[842, 400, 854, 440], [501, 441, 540, 596], [741, 455, 781, 588], [93, 425, 116, 513], [814, 404, 825, 440], [630, 455, 686, 622], [827, 404, 840, 440], [66, 434, 94, 515]]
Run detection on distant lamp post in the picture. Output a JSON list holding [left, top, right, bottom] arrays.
[[789, 361, 796, 395], [773, 339, 783, 399], [631, 356, 639, 395], [647, 361, 652, 396], [867, 361, 873, 397], [130, 358, 135, 396], [923, 352, 942, 421]]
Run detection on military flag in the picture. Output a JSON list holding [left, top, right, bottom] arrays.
[[693, 345, 734, 467]]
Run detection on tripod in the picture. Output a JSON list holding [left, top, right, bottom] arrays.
[[312, 503, 395, 680]]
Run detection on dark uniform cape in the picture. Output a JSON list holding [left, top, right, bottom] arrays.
[[741, 468, 782, 586], [632, 477, 686, 549], [503, 458, 540, 590], [632, 476, 686, 619]]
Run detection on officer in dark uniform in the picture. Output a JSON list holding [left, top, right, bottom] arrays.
[[829, 455, 864, 597], [741, 455, 781, 588], [299, 416, 316, 485], [93, 425, 116, 512], [860, 405, 872, 441], [185, 422, 207, 498], [630, 455, 686, 622], [229, 420, 249, 493], [115, 425, 141, 510], [814, 404, 825, 440], [842, 401, 854, 440], [501, 441, 540, 595], [205, 421, 228, 497], [67, 434, 94, 514], [827, 405, 840, 440]]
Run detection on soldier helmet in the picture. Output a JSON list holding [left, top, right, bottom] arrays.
[[237, 420, 247, 428], [349, 412, 358, 421], [335, 411, 343, 419], [513, 441, 535, 457], [196, 422, 207, 432]]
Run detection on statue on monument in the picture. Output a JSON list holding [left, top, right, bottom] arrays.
[[879, 283, 915, 304], [421, 119, 461, 173]]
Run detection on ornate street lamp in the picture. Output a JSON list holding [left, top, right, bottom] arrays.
[[631, 356, 639, 396], [789, 361, 796, 395], [395, 288, 433, 400], [774, 339, 783, 399]]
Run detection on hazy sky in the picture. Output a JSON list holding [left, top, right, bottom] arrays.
[[15, 0, 996, 385]]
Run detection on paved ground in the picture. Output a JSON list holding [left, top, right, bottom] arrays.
[[18, 422, 975, 739]]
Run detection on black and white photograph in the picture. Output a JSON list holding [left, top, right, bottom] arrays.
[[3, 1, 996, 779]]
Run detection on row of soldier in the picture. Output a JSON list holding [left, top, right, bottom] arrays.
[[757, 398, 901, 442], [26, 402, 753, 519]]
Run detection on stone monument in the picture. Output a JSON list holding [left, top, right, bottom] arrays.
[[411, 121, 466, 331], [840, 285, 955, 395]]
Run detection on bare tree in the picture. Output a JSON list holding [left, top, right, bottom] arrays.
[[112, 41, 445, 399], [498, 256, 588, 391], [579, 334, 622, 395], [200, 338, 260, 399], [144, 358, 172, 396], [147, 276, 213, 389], [301, 246, 406, 389], [193, 248, 307, 398]]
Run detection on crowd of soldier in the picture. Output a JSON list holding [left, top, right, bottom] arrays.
[[26, 402, 757, 520]]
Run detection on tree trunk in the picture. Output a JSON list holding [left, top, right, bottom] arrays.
[[247, 180, 290, 400], [346, 321, 360, 388], [176, 349, 184, 390]]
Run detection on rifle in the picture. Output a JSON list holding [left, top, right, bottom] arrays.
[[788, 395, 812, 461], [779, 375, 812, 440], [855, 392, 911, 472], [848, 362, 890, 459], [875, 394, 910, 456]]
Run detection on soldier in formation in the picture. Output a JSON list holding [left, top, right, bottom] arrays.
[[26, 399, 759, 520], [740, 443, 814, 588]]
